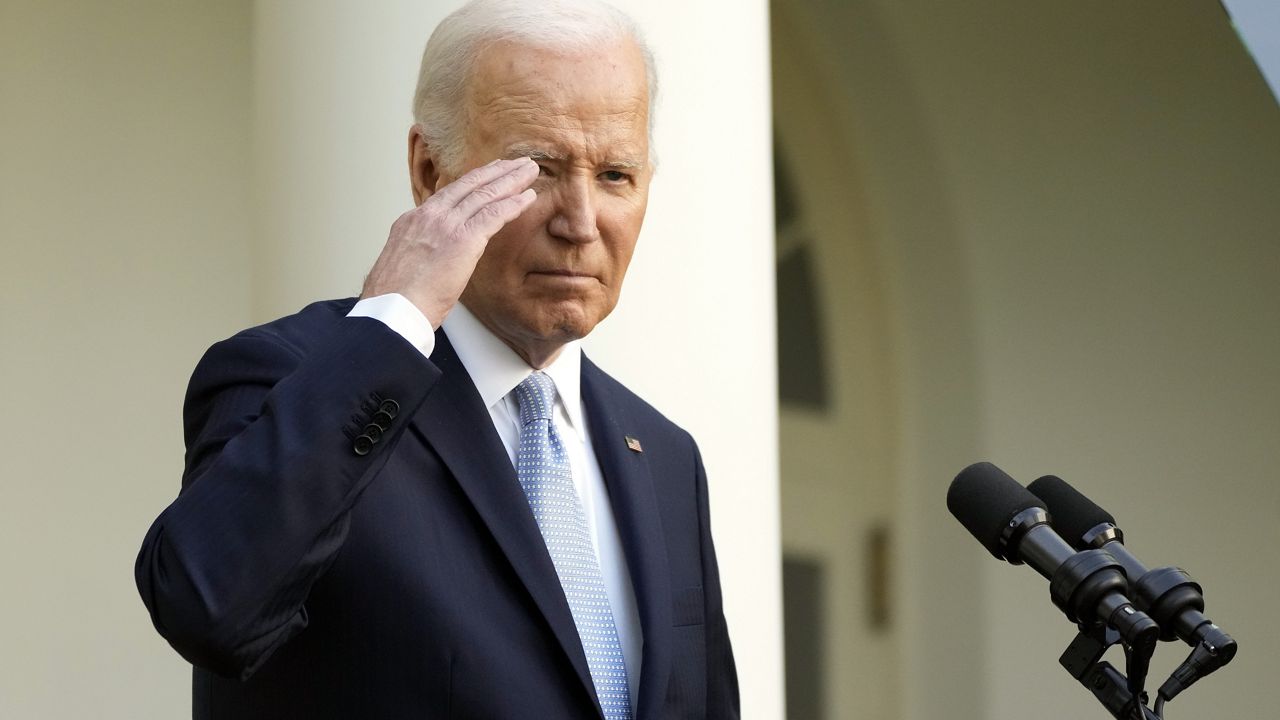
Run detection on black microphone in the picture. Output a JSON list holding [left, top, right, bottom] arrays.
[[1027, 474, 1237, 702], [947, 462, 1160, 655]]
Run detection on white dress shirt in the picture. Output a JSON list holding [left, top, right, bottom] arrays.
[[349, 294, 643, 707]]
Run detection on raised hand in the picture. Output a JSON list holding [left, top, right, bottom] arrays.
[[361, 157, 540, 327]]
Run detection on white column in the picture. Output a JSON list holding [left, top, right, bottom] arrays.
[[252, 1, 784, 717], [251, 0, 438, 319]]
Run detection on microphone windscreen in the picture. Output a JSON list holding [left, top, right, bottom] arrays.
[[1027, 475, 1116, 544], [947, 462, 1044, 560]]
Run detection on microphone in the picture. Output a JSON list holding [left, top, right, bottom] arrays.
[[947, 462, 1160, 655], [1027, 474, 1237, 702]]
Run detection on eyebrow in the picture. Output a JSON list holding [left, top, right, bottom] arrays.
[[503, 144, 644, 170], [499, 144, 565, 163], [504, 146, 565, 163], [601, 158, 644, 170]]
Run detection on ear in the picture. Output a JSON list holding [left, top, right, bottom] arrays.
[[407, 125, 443, 206]]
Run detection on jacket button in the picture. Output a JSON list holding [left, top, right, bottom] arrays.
[[353, 434, 375, 456], [371, 410, 395, 430], [378, 399, 400, 418], [362, 423, 384, 443]]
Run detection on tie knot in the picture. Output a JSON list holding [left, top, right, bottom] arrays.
[[515, 372, 558, 424]]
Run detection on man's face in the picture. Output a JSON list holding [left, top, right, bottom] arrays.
[[443, 39, 652, 363]]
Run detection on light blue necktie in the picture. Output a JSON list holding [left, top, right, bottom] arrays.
[[514, 372, 632, 720]]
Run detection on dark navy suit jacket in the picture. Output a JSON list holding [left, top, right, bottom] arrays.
[[135, 299, 739, 719]]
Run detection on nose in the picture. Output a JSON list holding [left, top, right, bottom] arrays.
[[547, 173, 600, 244]]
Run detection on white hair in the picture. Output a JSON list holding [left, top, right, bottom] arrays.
[[412, 0, 658, 173]]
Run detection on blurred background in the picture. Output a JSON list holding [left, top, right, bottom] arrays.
[[2, 0, 1276, 718], [771, 2, 1278, 719]]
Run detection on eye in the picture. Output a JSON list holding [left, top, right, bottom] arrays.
[[536, 164, 554, 177], [599, 170, 629, 183]]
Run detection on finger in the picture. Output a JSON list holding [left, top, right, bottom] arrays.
[[461, 187, 537, 239], [425, 157, 509, 207], [429, 157, 534, 208], [450, 159, 539, 222]]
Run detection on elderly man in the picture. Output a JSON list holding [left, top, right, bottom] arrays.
[[135, 1, 739, 718]]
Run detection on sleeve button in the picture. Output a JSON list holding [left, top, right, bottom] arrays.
[[362, 423, 384, 443], [371, 410, 395, 430], [378, 399, 400, 418], [353, 434, 375, 456]]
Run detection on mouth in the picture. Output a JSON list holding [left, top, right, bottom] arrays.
[[531, 268, 592, 277], [529, 269, 597, 282]]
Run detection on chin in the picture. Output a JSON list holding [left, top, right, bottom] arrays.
[[533, 300, 608, 344]]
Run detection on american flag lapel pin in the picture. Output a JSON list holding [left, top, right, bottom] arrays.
[[624, 435, 643, 453]]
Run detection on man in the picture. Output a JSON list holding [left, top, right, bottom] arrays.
[[134, 1, 739, 718]]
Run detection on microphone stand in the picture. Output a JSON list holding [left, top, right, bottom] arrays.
[[1059, 623, 1160, 720]]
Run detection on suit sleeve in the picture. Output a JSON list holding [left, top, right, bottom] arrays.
[[692, 441, 741, 718], [135, 317, 440, 680]]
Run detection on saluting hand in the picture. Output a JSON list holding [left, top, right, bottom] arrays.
[[361, 157, 540, 327]]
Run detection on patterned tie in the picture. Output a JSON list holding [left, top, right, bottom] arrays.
[[514, 372, 633, 720]]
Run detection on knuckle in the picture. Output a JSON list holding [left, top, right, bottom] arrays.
[[461, 207, 503, 236], [418, 202, 444, 222], [472, 185, 501, 203], [475, 203, 504, 220]]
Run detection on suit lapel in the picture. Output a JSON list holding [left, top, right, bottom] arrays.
[[409, 330, 602, 715], [582, 357, 673, 720]]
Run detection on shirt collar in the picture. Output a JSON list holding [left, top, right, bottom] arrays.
[[441, 302, 584, 431]]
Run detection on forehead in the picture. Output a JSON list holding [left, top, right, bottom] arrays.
[[464, 39, 650, 160]]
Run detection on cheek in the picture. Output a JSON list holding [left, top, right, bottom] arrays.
[[478, 203, 549, 277], [599, 205, 645, 273], [471, 235, 520, 290]]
